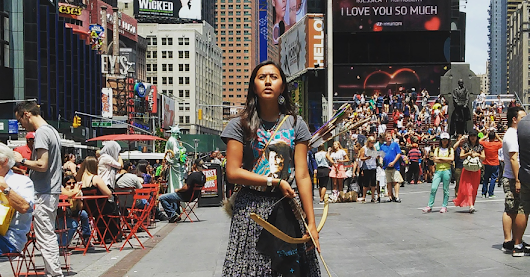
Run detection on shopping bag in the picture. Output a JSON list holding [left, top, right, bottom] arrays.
[[0, 193, 15, 236]]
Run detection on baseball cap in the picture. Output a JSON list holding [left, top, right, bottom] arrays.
[[194, 159, 208, 169], [468, 129, 479, 136], [26, 132, 35, 139], [440, 133, 450, 140]]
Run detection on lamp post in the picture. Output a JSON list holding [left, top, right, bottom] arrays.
[[193, 139, 199, 159]]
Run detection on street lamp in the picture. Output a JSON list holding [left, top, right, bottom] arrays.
[[193, 139, 199, 159]]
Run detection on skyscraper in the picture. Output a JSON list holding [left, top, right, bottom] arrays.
[[489, 0, 507, 95], [506, 0, 523, 92]]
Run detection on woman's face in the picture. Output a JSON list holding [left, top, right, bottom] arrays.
[[333, 141, 340, 150], [269, 151, 284, 174], [441, 139, 449, 147], [469, 135, 478, 144], [273, 0, 287, 20], [254, 64, 284, 104]]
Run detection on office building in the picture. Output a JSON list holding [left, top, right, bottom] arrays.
[[489, 0, 507, 95], [138, 22, 223, 135], [507, 1, 530, 104]]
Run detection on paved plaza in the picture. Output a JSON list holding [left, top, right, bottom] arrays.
[[2, 183, 530, 276]]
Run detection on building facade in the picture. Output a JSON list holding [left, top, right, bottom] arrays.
[[138, 22, 223, 135], [478, 73, 490, 94], [507, 1, 529, 104], [489, 0, 507, 95], [506, 0, 523, 91]]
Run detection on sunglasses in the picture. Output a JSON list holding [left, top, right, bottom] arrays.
[[66, 181, 75, 185]]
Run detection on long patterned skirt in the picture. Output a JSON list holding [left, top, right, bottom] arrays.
[[222, 187, 321, 277], [453, 169, 481, 207]]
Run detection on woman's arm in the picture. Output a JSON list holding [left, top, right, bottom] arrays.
[[358, 147, 369, 161], [294, 142, 320, 252], [341, 150, 350, 162], [479, 149, 486, 161], [93, 176, 113, 197], [224, 139, 294, 197], [326, 152, 335, 166], [460, 148, 470, 159]]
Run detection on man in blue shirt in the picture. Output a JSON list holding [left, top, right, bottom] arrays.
[[380, 132, 403, 202]]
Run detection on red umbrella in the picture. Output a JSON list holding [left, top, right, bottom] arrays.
[[87, 134, 166, 142]]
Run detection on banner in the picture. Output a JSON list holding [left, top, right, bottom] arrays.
[[279, 20, 306, 77], [201, 168, 218, 197], [333, 0, 450, 33], [259, 0, 268, 61], [147, 85, 157, 114], [101, 88, 113, 118], [134, 0, 202, 20], [162, 95, 175, 129], [271, 0, 307, 45]]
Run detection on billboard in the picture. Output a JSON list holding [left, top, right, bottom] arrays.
[[333, 0, 450, 33], [272, 0, 307, 44], [133, 0, 201, 20], [333, 65, 449, 97], [279, 15, 324, 77], [162, 95, 175, 129]]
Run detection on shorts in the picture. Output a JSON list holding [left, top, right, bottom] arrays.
[[362, 169, 377, 187], [502, 177, 524, 214], [385, 168, 403, 183], [521, 181, 530, 215], [316, 167, 330, 188], [329, 163, 346, 179]]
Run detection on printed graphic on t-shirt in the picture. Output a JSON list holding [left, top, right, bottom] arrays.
[[252, 129, 296, 180]]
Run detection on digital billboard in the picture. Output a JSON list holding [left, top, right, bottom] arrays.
[[333, 0, 450, 33], [133, 0, 201, 20], [272, 0, 307, 44], [334, 65, 449, 97]]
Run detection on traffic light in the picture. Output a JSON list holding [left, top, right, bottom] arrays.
[[198, 109, 203, 120], [73, 116, 81, 128]]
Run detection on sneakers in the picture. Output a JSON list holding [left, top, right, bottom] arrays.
[[502, 240, 514, 253], [489, 195, 497, 199], [169, 213, 181, 223], [422, 206, 432, 213], [440, 207, 448, 213], [481, 194, 487, 198], [512, 246, 530, 257], [469, 207, 476, 214], [394, 197, 402, 203], [319, 200, 324, 205]]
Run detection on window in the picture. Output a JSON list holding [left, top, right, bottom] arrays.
[[147, 51, 151, 58], [185, 77, 190, 84], [152, 38, 157, 46], [162, 51, 167, 58], [169, 77, 173, 84], [162, 77, 167, 84], [168, 38, 173, 45], [179, 51, 184, 58], [153, 51, 157, 58], [179, 90, 184, 97], [168, 51, 173, 58], [147, 77, 151, 83], [179, 77, 184, 84], [152, 64, 158, 71], [184, 38, 190, 45], [168, 90, 173, 95], [162, 64, 167, 71], [169, 64, 173, 71], [162, 90, 167, 94], [185, 90, 190, 97], [185, 103, 190, 111], [179, 64, 184, 71], [178, 37, 184, 45], [147, 64, 151, 71], [179, 116, 184, 123], [185, 116, 190, 123], [162, 38, 167, 45], [152, 77, 157, 84], [179, 103, 184, 111], [185, 51, 190, 58]]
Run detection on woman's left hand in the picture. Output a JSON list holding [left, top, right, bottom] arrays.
[[303, 223, 321, 253]]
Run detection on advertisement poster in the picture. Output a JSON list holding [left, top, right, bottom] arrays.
[[162, 95, 175, 129], [279, 20, 306, 77], [101, 88, 113, 118], [334, 65, 449, 97], [333, 0, 450, 33], [271, 0, 307, 44], [201, 168, 218, 197], [134, 0, 202, 20]]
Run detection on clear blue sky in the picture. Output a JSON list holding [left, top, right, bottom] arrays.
[[464, 0, 488, 75]]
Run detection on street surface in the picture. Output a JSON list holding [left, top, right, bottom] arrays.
[[2, 183, 530, 276]]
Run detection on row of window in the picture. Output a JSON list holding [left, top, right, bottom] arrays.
[[161, 90, 191, 98], [147, 64, 190, 72], [220, 37, 251, 42], [147, 50, 190, 59], [227, 95, 246, 98], [217, 4, 251, 9], [223, 49, 250, 54], [218, 23, 250, 28], [219, 11, 251, 16], [147, 37, 190, 46], [218, 0, 252, 3], [220, 43, 250, 48], [145, 77, 191, 85], [220, 30, 251, 36]]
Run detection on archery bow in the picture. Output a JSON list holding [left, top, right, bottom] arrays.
[[249, 194, 331, 276]]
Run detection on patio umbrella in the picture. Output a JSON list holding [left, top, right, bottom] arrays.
[[87, 134, 166, 159]]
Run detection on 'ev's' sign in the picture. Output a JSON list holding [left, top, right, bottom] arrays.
[[138, 0, 173, 11]]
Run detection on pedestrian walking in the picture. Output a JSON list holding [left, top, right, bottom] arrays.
[[501, 106, 530, 256], [221, 61, 320, 276], [359, 136, 378, 203], [453, 134, 465, 197], [315, 145, 331, 204], [407, 143, 422, 184], [327, 141, 350, 201], [453, 129, 485, 213], [422, 133, 454, 213], [479, 131, 503, 198], [381, 132, 403, 202], [13, 101, 64, 277]]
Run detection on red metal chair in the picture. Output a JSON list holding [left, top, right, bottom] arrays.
[[119, 188, 153, 250], [177, 184, 204, 223], [141, 183, 160, 228]]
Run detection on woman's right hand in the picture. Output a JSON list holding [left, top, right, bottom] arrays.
[[278, 180, 296, 198]]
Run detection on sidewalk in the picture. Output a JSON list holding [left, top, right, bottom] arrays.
[[2, 183, 530, 276]]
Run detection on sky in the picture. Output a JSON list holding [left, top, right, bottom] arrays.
[[464, 0, 489, 75]]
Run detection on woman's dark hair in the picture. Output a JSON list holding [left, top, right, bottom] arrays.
[[63, 175, 76, 186], [240, 60, 297, 141], [137, 160, 148, 174]]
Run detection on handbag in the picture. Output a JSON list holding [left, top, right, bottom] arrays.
[[0, 193, 15, 236], [222, 115, 291, 217], [463, 156, 482, 172]]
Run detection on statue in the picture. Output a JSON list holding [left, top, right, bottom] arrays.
[[164, 125, 187, 192], [450, 79, 471, 135]]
